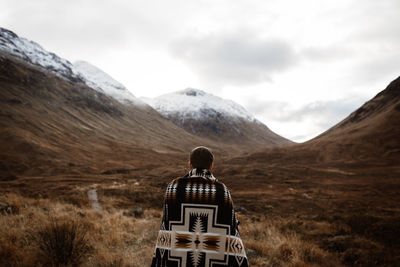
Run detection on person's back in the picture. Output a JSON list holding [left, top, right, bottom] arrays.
[[151, 147, 248, 267]]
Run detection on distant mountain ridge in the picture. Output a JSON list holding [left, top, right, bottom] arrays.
[[142, 88, 256, 122], [320, 77, 400, 134], [305, 76, 400, 162], [240, 76, 400, 167], [0, 27, 83, 82], [0, 28, 217, 176], [0, 27, 295, 176], [142, 88, 292, 147], [0, 27, 291, 150], [0, 27, 145, 106]]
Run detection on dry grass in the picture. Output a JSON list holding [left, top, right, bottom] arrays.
[[0, 193, 159, 267], [239, 215, 341, 266], [0, 192, 343, 267], [1, 176, 399, 267]]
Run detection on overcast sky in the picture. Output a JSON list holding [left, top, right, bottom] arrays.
[[1, 0, 399, 142]]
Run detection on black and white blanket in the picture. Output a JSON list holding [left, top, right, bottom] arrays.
[[151, 168, 249, 267]]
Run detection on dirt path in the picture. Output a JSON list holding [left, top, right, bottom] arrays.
[[87, 189, 102, 211]]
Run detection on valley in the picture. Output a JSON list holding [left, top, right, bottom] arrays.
[[0, 27, 399, 266]]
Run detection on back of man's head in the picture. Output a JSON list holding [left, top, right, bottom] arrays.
[[189, 146, 214, 169]]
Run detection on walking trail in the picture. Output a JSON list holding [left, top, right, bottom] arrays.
[[87, 189, 102, 211]]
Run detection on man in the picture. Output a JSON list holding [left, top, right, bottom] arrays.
[[151, 146, 249, 267]]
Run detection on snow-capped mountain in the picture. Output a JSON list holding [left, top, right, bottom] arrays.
[[0, 27, 290, 153], [0, 28, 225, 175], [142, 88, 256, 122], [0, 27, 81, 81], [74, 61, 145, 106], [0, 27, 144, 106], [142, 88, 292, 146]]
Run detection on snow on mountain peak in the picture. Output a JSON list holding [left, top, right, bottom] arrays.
[[0, 28, 146, 107], [0, 27, 80, 81], [73, 61, 146, 106], [142, 88, 255, 122]]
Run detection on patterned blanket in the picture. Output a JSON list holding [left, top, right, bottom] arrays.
[[151, 168, 249, 267]]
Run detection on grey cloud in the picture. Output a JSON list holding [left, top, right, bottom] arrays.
[[169, 31, 298, 86], [279, 100, 364, 125], [246, 97, 366, 130]]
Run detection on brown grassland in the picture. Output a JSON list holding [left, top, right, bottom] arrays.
[[1, 154, 399, 266]]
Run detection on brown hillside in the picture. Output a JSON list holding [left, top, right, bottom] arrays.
[[169, 115, 293, 148], [307, 76, 400, 164], [0, 53, 227, 177], [235, 76, 400, 168]]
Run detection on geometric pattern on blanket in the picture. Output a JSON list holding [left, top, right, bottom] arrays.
[[155, 204, 246, 267]]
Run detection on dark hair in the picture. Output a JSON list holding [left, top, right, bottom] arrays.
[[189, 146, 214, 169]]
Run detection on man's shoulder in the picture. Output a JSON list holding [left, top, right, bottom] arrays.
[[168, 176, 185, 185], [168, 175, 228, 189]]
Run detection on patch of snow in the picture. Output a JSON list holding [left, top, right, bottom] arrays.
[[0, 28, 147, 107], [141, 88, 256, 122], [0, 27, 80, 81], [74, 60, 146, 106]]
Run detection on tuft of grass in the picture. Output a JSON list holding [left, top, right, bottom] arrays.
[[32, 218, 92, 266]]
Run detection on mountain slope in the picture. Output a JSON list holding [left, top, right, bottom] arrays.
[[2, 27, 293, 177], [234, 76, 400, 168], [142, 88, 292, 149], [0, 28, 236, 177], [0, 27, 145, 107], [306, 76, 400, 163], [0, 27, 81, 81], [3, 52, 245, 177]]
